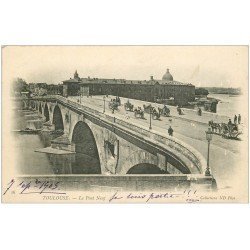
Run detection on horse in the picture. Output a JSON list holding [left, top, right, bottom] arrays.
[[159, 106, 170, 117], [148, 108, 160, 120], [134, 108, 144, 119], [124, 101, 134, 111], [109, 100, 119, 112], [208, 120, 221, 134], [115, 96, 121, 106], [143, 104, 152, 114]]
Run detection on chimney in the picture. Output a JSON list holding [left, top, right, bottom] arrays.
[[150, 76, 154, 80]]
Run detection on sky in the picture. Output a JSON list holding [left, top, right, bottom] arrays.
[[2, 46, 248, 88]]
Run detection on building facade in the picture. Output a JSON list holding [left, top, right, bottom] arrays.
[[62, 69, 195, 106]]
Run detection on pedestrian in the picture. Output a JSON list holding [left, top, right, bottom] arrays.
[[228, 119, 232, 126], [238, 114, 241, 124], [234, 115, 237, 124], [168, 126, 173, 136], [125, 112, 130, 119]]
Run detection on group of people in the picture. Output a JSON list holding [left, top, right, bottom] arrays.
[[228, 114, 241, 126], [115, 96, 121, 105], [110, 96, 121, 104], [135, 106, 143, 112]]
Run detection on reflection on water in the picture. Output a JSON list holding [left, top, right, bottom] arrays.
[[13, 133, 54, 175], [13, 109, 100, 175], [13, 110, 53, 175], [73, 153, 100, 174]]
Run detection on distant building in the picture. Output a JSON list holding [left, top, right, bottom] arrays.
[[62, 69, 195, 106]]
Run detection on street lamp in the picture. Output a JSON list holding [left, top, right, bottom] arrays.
[[149, 106, 152, 130], [77, 90, 82, 104], [103, 96, 106, 113], [205, 127, 213, 176]]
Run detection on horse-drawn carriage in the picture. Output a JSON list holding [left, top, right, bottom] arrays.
[[221, 123, 242, 139], [208, 120, 242, 140], [109, 100, 119, 112], [152, 109, 161, 120], [124, 100, 134, 111], [134, 108, 144, 119], [142, 104, 161, 120], [115, 96, 121, 106], [159, 105, 170, 117]]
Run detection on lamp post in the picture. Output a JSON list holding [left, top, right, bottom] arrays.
[[149, 106, 152, 130], [103, 96, 106, 113], [205, 127, 213, 176], [78, 90, 81, 104]]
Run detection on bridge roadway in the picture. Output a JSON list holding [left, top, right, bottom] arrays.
[[67, 95, 243, 190]]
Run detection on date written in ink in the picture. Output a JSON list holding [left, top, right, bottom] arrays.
[[3, 178, 66, 195]]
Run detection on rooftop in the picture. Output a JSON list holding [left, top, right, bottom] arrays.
[[62, 69, 193, 86]]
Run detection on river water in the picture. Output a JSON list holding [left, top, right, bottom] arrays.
[[13, 110, 54, 175], [208, 93, 243, 119]]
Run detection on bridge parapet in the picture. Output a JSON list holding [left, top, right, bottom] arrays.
[[113, 118, 206, 174], [30, 95, 208, 175]]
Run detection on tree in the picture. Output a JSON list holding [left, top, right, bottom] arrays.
[[195, 88, 209, 96], [12, 78, 28, 93]]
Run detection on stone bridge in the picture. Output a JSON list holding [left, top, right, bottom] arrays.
[[20, 95, 211, 180]]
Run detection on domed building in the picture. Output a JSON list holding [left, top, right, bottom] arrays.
[[162, 69, 173, 81], [62, 69, 195, 106]]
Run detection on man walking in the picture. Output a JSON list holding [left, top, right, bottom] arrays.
[[234, 115, 237, 124], [238, 114, 241, 124], [168, 126, 173, 136]]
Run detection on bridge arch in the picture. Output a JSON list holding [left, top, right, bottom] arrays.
[[127, 163, 167, 174], [71, 121, 101, 174], [52, 105, 64, 131], [44, 103, 50, 122]]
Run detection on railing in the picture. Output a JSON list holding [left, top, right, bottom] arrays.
[[31, 95, 207, 174]]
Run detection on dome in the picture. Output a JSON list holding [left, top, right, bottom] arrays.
[[162, 69, 173, 81], [74, 70, 80, 80]]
